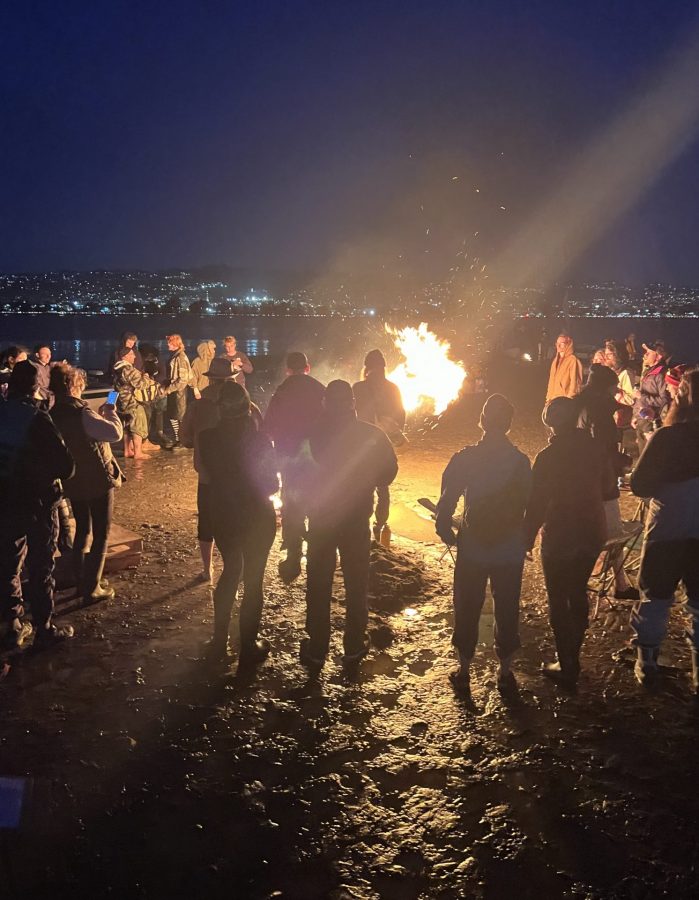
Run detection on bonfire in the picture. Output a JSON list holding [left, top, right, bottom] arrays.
[[386, 323, 466, 415]]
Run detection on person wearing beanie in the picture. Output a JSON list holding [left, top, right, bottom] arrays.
[[352, 348, 406, 542], [263, 352, 325, 584], [524, 397, 607, 688], [630, 369, 699, 691], [545, 334, 583, 403], [198, 381, 278, 669], [0, 361, 76, 654], [301, 380, 398, 673], [435, 394, 531, 699]]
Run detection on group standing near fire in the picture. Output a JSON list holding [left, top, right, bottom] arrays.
[[1, 328, 698, 701]]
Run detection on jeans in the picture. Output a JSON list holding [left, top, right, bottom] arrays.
[[452, 554, 523, 660], [632, 539, 699, 649], [0, 502, 59, 632], [305, 514, 371, 658], [212, 510, 276, 649], [542, 552, 597, 664], [72, 490, 114, 593]]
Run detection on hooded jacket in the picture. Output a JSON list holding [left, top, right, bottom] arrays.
[[352, 373, 406, 440], [191, 341, 216, 393], [546, 341, 583, 402]]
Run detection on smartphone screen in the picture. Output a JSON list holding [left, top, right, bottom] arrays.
[[106, 390, 119, 406]]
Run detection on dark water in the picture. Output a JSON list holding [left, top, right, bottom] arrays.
[[2, 313, 698, 384]]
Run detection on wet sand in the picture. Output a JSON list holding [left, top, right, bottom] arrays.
[[2, 411, 699, 899]]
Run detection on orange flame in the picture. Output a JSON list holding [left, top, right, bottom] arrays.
[[386, 323, 466, 415]]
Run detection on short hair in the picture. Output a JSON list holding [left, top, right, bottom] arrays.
[[118, 346, 135, 360], [479, 394, 514, 433], [166, 334, 184, 351], [49, 362, 85, 398], [364, 349, 386, 371], [8, 360, 38, 398], [34, 342, 51, 353], [325, 379, 354, 410], [121, 331, 138, 343], [286, 351, 309, 372], [223, 335, 236, 343]]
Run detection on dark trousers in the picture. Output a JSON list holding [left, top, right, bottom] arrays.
[[72, 490, 114, 593], [633, 539, 699, 648], [452, 554, 523, 660], [0, 503, 59, 631], [279, 463, 308, 561], [305, 515, 371, 658], [196, 482, 214, 543], [542, 552, 597, 665], [212, 511, 276, 649]]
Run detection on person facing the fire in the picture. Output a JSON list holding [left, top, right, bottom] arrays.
[[301, 380, 398, 673], [352, 349, 406, 542], [263, 352, 325, 584], [436, 394, 531, 700]]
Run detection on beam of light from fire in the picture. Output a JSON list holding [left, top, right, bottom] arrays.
[[386, 323, 466, 414], [495, 24, 699, 289]]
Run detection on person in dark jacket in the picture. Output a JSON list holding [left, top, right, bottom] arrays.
[[0, 361, 75, 652], [352, 349, 406, 541], [633, 343, 669, 457], [0, 346, 28, 398], [263, 352, 325, 583], [630, 369, 699, 690], [199, 382, 278, 668], [107, 332, 144, 378], [301, 380, 398, 672], [576, 364, 638, 600], [50, 364, 123, 603], [524, 397, 607, 688], [436, 394, 531, 698]]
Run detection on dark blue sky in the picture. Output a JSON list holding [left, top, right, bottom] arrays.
[[2, 0, 699, 284]]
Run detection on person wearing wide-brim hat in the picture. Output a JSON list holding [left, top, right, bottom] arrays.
[[180, 357, 238, 584]]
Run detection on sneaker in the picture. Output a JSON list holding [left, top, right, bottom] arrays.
[[82, 585, 116, 605], [2, 620, 33, 651], [299, 637, 325, 673], [238, 638, 271, 670], [33, 623, 75, 650]]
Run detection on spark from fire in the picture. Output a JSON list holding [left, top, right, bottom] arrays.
[[386, 323, 466, 415]]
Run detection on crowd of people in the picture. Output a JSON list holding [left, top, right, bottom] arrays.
[[0, 330, 698, 700]]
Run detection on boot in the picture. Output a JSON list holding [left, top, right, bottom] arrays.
[[155, 431, 175, 450], [238, 638, 271, 670], [634, 646, 659, 687], [496, 653, 518, 696], [448, 650, 472, 697], [691, 648, 699, 696]]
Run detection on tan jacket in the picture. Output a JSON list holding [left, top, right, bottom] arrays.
[[546, 344, 583, 401]]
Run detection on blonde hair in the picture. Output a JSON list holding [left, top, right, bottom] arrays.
[[49, 362, 86, 398], [167, 334, 184, 351]]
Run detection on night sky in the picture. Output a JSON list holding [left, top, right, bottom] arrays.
[[2, 0, 699, 284]]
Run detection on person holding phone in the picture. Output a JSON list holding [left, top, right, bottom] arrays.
[[49, 364, 124, 603]]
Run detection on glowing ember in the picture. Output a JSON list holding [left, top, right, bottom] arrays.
[[386, 323, 466, 415]]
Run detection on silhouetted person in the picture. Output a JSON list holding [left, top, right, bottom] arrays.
[[525, 397, 607, 689], [436, 394, 531, 699], [50, 363, 123, 604], [199, 382, 278, 669], [264, 352, 325, 583], [352, 349, 406, 540], [0, 361, 75, 652], [630, 369, 699, 691], [301, 380, 398, 673]]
